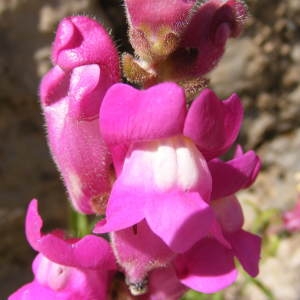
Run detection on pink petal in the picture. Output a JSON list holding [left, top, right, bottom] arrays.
[[184, 89, 243, 160], [212, 195, 244, 233], [67, 64, 110, 120], [144, 266, 187, 300], [226, 230, 261, 277], [175, 238, 238, 293], [10, 253, 113, 299], [110, 220, 174, 286], [283, 200, 300, 232], [9, 280, 57, 300], [125, 0, 195, 29], [93, 181, 147, 233], [100, 82, 186, 144], [125, 0, 196, 60], [39, 65, 70, 106], [45, 111, 112, 214], [233, 144, 244, 157], [209, 150, 261, 200], [233, 146, 261, 184], [172, 0, 247, 77], [145, 191, 214, 253], [209, 219, 232, 249], [52, 16, 120, 82], [41, 65, 114, 214], [26, 200, 116, 270], [100, 82, 187, 169]]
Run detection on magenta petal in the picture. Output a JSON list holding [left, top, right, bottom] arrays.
[[233, 144, 244, 157], [176, 0, 247, 77], [68, 64, 103, 120], [9, 280, 57, 300], [145, 267, 187, 300], [40, 65, 70, 106], [45, 112, 112, 214], [184, 89, 243, 160], [10, 252, 113, 300], [125, 0, 195, 30], [283, 200, 300, 232], [212, 195, 244, 233], [226, 230, 261, 277], [111, 220, 174, 285], [209, 150, 261, 200], [100, 82, 186, 168], [175, 238, 237, 293], [93, 182, 147, 233], [26, 200, 116, 270], [100, 82, 186, 145], [209, 1, 247, 39], [234, 146, 261, 184], [145, 192, 214, 253], [52, 16, 120, 82], [51, 17, 78, 64], [209, 219, 231, 249], [125, 0, 196, 60]]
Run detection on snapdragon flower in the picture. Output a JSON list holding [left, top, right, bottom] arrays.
[[40, 16, 120, 214], [9, 200, 116, 299], [94, 83, 243, 254], [103, 144, 261, 294]]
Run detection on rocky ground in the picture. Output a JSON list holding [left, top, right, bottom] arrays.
[[0, 0, 299, 299]]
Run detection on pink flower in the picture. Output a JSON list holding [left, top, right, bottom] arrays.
[[40, 16, 120, 214], [9, 200, 116, 299], [283, 198, 300, 232], [94, 83, 243, 253]]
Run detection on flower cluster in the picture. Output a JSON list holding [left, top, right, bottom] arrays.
[[10, 1, 261, 299]]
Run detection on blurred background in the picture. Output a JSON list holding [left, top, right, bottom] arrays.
[[0, 0, 299, 299]]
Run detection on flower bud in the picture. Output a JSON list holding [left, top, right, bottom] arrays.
[[40, 16, 120, 214], [125, 0, 196, 61], [165, 0, 248, 78]]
